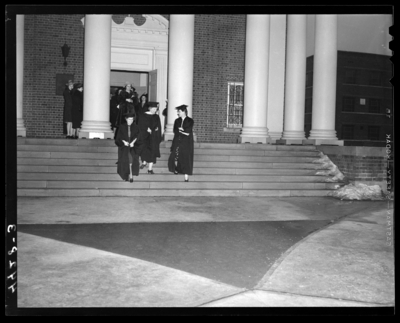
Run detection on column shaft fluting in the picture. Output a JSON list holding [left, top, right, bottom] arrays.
[[79, 15, 113, 139], [282, 15, 307, 141], [240, 15, 270, 144], [308, 15, 338, 140], [17, 14, 26, 137], [164, 15, 195, 141]]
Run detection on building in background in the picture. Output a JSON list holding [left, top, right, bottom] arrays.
[[14, 13, 392, 144], [305, 50, 392, 147]]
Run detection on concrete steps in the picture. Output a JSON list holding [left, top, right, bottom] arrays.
[[17, 138, 344, 197]]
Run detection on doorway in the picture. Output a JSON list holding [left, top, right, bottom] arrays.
[[110, 70, 148, 97]]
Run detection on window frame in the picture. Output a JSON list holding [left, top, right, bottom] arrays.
[[226, 82, 244, 128], [342, 96, 355, 112], [342, 125, 355, 140], [367, 125, 380, 141], [368, 98, 381, 114]]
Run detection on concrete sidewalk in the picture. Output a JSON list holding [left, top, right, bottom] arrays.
[[15, 196, 394, 310]]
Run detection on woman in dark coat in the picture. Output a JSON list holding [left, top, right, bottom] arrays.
[[137, 102, 162, 174], [115, 82, 135, 130], [115, 111, 140, 182], [63, 80, 74, 138], [71, 83, 83, 139], [168, 105, 194, 182], [134, 93, 149, 125]]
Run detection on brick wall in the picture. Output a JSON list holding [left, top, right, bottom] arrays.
[[192, 15, 246, 143], [317, 146, 388, 190], [24, 14, 85, 138], [23, 14, 246, 141]]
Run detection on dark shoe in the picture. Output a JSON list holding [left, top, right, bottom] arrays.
[[140, 163, 147, 170], [174, 167, 178, 175], [185, 179, 189, 182], [129, 177, 133, 183], [66, 135, 71, 139], [148, 170, 154, 174]]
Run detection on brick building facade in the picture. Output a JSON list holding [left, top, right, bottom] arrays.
[[305, 51, 392, 147], [22, 14, 247, 142]]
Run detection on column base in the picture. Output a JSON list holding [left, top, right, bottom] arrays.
[[79, 120, 114, 139], [17, 130, 26, 137], [276, 139, 304, 145], [303, 139, 344, 146], [239, 136, 271, 144], [268, 131, 283, 144], [79, 131, 114, 140]]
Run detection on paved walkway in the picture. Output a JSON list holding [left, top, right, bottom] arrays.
[[13, 196, 394, 313]]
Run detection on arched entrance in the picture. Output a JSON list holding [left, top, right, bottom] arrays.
[[110, 15, 169, 134]]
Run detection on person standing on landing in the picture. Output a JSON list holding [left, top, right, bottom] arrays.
[[168, 105, 194, 182], [71, 83, 83, 139], [114, 111, 140, 183], [63, 80, 74, 138]]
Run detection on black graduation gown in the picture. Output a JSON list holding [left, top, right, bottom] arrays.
[[140, 113, 162, 164], [115, 123, 140, 180], [168, 117, 194, 175], [63, 86, 73, 123], [134, 102, 150, 125], [71, 89, 83, 129], [115, 89, 135, 128]]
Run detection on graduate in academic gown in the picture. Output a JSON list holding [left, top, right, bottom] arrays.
[[114, 111, 140, 182], [137, 102, 162, 174], [168, 105, 194, 182]]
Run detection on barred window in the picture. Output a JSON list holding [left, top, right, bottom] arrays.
[[369, 71, 382, 86], [343, 97, 355, 112], [369, 98, 381, 114], [227, 82, 244, 128], [342, 125, 354, 139], [368, 126, 380, 141], [344, 69, 357, 84]]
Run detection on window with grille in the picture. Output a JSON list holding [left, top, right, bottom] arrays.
[[342, 125, 354, 139], [344, 69, 357, 84], [343, 97, 355, 112], [227, 82, 244, 128], [369, 98, 381, 113], [369, 71, 382, 86], [368, 126, 380, 140]]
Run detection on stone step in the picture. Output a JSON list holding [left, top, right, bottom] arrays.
[[17, 145, 321, 157], [17, 180, 341, 190], [18, 158, 326, 169], [17, 172, 333, 183], [17, 137, 318, 151], [17, 151, 318, 163], [18, 165, 323, 175], [17, 188, 334, 197]]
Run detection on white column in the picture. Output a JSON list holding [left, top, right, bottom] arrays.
[[239, 15, 271, 144], [280, 15, 307, 144], [266, 15, 286, 143], [155, 49, 168, 136], [164, 15, 194, 141], [79, 15, 114, 139], [306, 15, 343, 145], [16, 14, 26, 137]]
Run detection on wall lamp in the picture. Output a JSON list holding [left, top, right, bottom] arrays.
[[61, 42, 71, 67]]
